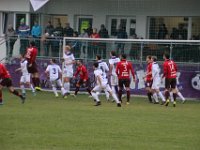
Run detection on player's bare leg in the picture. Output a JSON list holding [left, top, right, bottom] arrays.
[[63, 77, 71, 98], [8, 86, 25, 103]]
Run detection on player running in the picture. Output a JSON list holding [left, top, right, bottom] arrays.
[[15, 54, 35, 97], [63, 45, 75, 98], [116, 54, 136, 104], [72, 60, 91, 97], [25, 41, 41, 91], [108, 51, 120, 96], [162, 53, 178, 107], [143, 55, 153, 103], [91, 62, 121, 107], [45, 59, 65, 97], [96, 55, 110, 100], [151, 56, 166, 104], [0, 63, 25, 105]]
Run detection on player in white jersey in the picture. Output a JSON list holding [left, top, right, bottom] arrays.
[[15, 54, 35, 97], [62, 45, 75, 98], [91, 62, 121, 107], [151, 56, 165, 104], [45, 59, 65, 97], [109, 51, 120, 95], [96, 55, 110, 100]]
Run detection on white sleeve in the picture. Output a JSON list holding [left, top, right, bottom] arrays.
[[71, 54, 75, 60], [104, 62, 109, 72], [58, 66, 62, 73], [46, 65, 50, 72]]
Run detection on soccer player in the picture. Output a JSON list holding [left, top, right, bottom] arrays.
[[108, 51, 120, 95], [91, 62, 121, 107], [25, 41, 41, 91], [45, 59, 65, 97], [72, 60, 91, 96], [170, 86, 186, 103], [15, 54, 35, 97], [162, 53, 178, 107], [143, 55, 153, 103], [116, 54, 136, 104], [96, 55, 110, 100], [0, 63, 25, 105], [151, 56, 166, 104], [63, 45, 75, 98]]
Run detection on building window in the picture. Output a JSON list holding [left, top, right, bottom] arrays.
[[192, 17, 200, 40]]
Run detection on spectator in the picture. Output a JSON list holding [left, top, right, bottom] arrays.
[[98, 24, 109, 59], [129, 33, 140, 60], [18, 18, 30, 54], [6, 24, 16, 58], [86, 24, 93, 37], [31, 21, 42, 54], [79, 29, 89, 57], [89, 28, 100, 58], [54, 22, 63, 37], [63, 23, 74, 37], [116, 24, 127, 54], [170, 28, 179, 39], [158, 24, 168, 39], [71, 31, 81, 58]]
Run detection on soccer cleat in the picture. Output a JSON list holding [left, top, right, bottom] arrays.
[[117, 103, 121, 107], [88, 95, 93, 98], [182, 100, 186, 104], [20, 95, 26, 104], [0, 101, 3, 105], [160, 101, 165, 105], [94, 101, 101, 106], [55, 94, 59, 98], [71, 94, 77, 98], [35, 87, 42, 91], [173, 101, 176, 107], [165, 99, 170, 106], [126, 102, 130, 105]]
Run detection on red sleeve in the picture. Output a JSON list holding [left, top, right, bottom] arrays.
[[74, 67, 80, 77], [116, 63, 120, 76], [82, 66, 88, 80], [163, 62, 167, 78], [30, 48, 37, 64]]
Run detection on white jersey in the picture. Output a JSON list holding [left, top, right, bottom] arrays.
[[20, 59, 29, 76], [109, 57, 120, 76], [63, 52, 75, 70], [152, 62, 160, 79], [46, 64, 62, 80], [94, 69, 108, 85], [97, 60, 109, 79]]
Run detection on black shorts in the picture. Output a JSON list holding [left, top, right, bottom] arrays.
[[76, 78, 90, 88], [27, 61, 38, 74], [145, 80, 152, 88], [118, 78, 130, 88], [0, 78, 13, 87], [165, 78, 176, 89]]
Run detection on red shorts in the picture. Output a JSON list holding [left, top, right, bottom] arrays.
[[118, 78, 130, 88]]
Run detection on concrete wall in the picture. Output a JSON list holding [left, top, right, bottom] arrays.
[[0, 0, 30, 12]]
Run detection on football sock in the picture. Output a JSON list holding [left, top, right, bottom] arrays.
[[105, 90, 110, 100], [52, 86, 58, 96], [91, 92, 100, 102], [127, 90, 130, 102], [64, 82, 70, 93], [165, 91, 170, 100], [158, 91, 165, 102], [20, 85, 25, 94], [153, 93, 159, 102], [0, 91, 2, 102], [111, 92, 120, 103], [12, 90, 21, 97], [170, 92, 174, 102], [118, 89, 123, 102], [30, 84, 35, 92], [177, 92, 185, 101], [147, 92, 152, 102], [61, 87, 66, 96], [173, 93, 177, 101], [86, 88, 91, 95], [32, 77, 36, 87], [35, 78, 40, 87], [75, 87, 79, 95]]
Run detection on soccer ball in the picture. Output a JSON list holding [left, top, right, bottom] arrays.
[[191, 74, 200, 91]]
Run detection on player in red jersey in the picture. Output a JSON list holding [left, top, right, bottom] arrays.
[[72, 60, 91, 96], [162, 53, 178, 107], [143, 55, 153, 103], [0, 63, 25, 105], [25, 41, 41, 91], [116, 54, 136, 104]]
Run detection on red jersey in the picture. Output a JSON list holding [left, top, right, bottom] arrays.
[[0, 63, 11, 79], [74, 65, 89, 80], [116, 59, 135, 79], [163, 59, 177, 79], [25, 46, 38, 64], [146, 62, 152, 81]]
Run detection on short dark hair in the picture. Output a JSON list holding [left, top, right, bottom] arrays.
[[30, 41, 36, 47], [93, 62, 99, 68], [164, 52, 170, 59], [52, 58, 56, 63], [110, 51, 116, 56], [121, 54, 127, 59], [146, 55, 151, 59], [151, 56, 157, 61], [96, 55, 101, 60]]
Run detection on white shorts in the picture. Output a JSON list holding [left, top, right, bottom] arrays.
[[152, 77, 161, 90], [92, 83, 112, 93], [63, 68, 73, 78], [20, 74, 31, 83], [50, 78, 62, 87], [110, 75, 118, 86]]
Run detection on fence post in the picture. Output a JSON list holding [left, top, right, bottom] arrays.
[[59, 39, 62, 62], [140, 42, 144, 64], [170, 42, 173, 59]]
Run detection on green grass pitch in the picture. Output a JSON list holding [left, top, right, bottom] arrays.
[[0, 90, 200, 150]]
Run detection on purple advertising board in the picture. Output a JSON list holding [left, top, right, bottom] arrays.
[[6, 59, 200, 99]]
